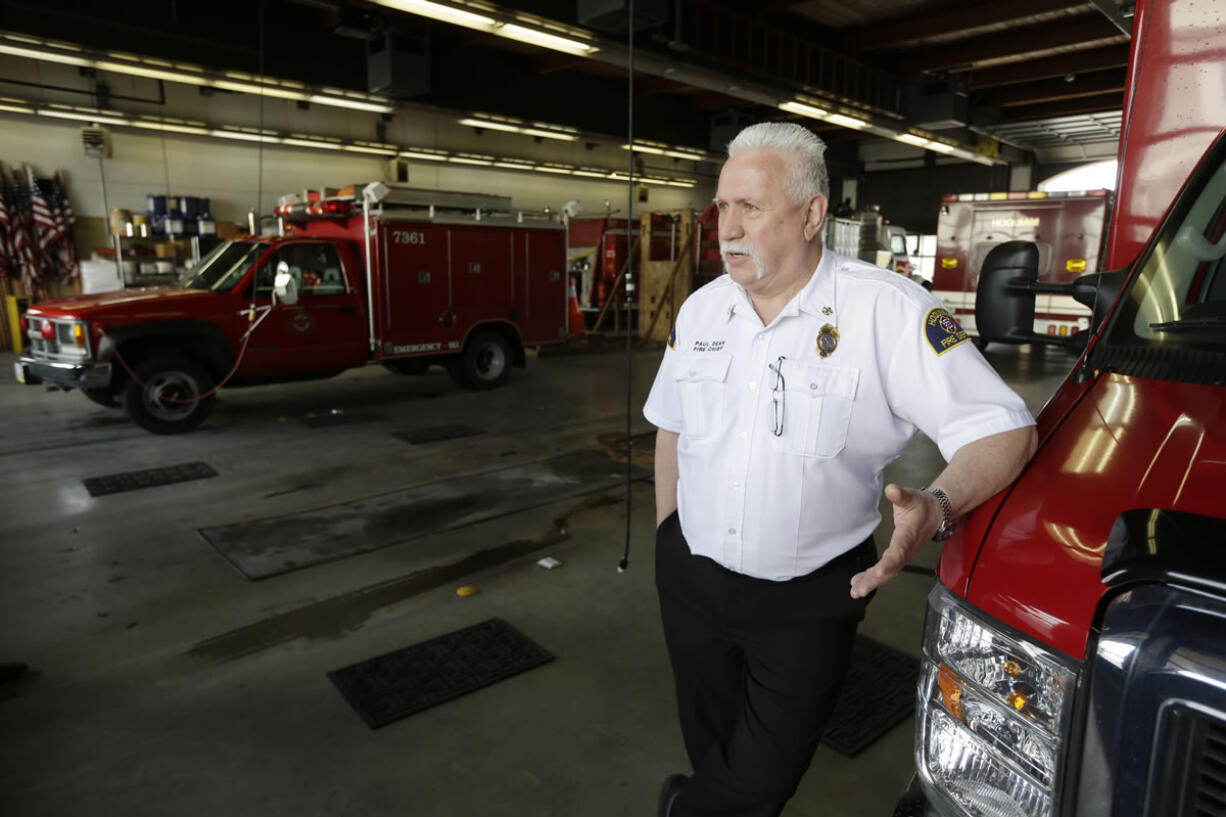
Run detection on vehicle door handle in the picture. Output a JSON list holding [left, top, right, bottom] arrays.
[[340, 306, 357, 314]]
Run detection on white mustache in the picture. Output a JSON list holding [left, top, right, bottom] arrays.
[[720, 241, 757, 259]]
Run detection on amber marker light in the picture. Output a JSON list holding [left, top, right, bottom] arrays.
[[936, 664, 965, 721]]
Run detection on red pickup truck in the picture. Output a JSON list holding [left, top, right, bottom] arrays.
[[14, 184, 571, 433], [896, 1, 1226, 815]]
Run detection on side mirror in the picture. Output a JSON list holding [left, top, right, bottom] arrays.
[[273, 261, 298, 305], [975, 241, 1040, 344]]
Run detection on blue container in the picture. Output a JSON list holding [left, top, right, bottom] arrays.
[[147, 194, 167, 217]]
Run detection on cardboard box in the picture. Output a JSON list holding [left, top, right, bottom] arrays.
[[215, 222, 243, 239]]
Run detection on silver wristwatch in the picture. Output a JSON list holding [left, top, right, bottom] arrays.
[[925, 487, 956, 541]]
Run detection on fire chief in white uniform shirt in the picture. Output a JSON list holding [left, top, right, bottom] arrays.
[[643, 122, 1037, 817]]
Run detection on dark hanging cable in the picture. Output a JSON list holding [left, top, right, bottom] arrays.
[[619, 0, 635, 573], [256, 0, 265, 233]]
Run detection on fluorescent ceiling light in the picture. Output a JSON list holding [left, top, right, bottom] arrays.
[[572, 170, 608, 178], [894, 133, 930, 147], [664, 150, 705, 161], [449, 156, 494, 166], [310, 95, 393, 114], [401, 150, 448, 161], [494, 23, 595, 55], [779, 101, 827, 119], [623, 143, 666, 156], [0, 43, 91, 67], [94, 60, 207, 85], [667, 180, 697, 188], [130, 120, 210, 135], [214, 80, 307, 101], [459, 117, 522, 134], [519, 127, 577, 141], [377, 0, 497, 28], [825, 113, 868, 129], [927, 141, 957, 153], [494, 161, 533, 169], [0, 102, 35, 114], [211, 130, 281, 143], [533, 165, 571, 174], [283, 138, 341, 150], [343, 144, 398, 155], [38, 109, 131, 126]]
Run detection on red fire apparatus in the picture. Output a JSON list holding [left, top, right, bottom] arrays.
[[14, 183, 572, 433], [896, 1, 1226, 816], [933, 189, 1112, 343]]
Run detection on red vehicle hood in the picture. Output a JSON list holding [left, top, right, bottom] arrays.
[[25, 287, 227, 324], [965, 372, 1226, 660]]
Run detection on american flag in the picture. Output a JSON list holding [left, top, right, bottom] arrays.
[[0, 171, 11, 280], [5, 165, 38, 288], [53, 171, 78, 281], [28, 165, 60, 254]]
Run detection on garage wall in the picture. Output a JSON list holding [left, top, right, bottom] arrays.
[[0, 55, 717, 226]]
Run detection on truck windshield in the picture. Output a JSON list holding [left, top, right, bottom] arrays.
[[181, 241, 264, 292], [1104, 142, 1226, 359]]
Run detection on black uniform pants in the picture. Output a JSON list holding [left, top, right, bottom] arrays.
[[654, 511, 875, 817]]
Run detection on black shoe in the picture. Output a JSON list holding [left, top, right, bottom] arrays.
[[658, 774, 688, 817]]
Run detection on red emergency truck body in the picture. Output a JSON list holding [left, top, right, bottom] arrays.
[[899, 2, 1226, 816], [933, 191, 1112, 340], [15, 184, 570, 433]]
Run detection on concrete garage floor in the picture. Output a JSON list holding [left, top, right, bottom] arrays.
[[0, 340, 1074, 817]]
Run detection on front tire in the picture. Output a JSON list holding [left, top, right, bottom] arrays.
[[448, 330, 511, 390], [122, 356, 215, 434]]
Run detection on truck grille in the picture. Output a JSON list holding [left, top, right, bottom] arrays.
[[24, 316, 90, 362], [1188, 718, 1226, 816]]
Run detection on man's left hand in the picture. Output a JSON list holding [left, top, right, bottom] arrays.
[[849, 484, 941, 599]]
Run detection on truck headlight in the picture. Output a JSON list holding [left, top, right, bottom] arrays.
[[916, 584, 1079, 817]]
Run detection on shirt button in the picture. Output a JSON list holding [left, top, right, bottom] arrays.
[[748, 381, 758, 391], [810, 382, 818, 390], [688, 370, 697, 377], [740, 431, 749, 441], [732, 481, 741, 489], [728, 527, 737, 535]]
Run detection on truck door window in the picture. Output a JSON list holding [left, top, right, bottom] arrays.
[[1107, 153, 1226, 351], [182, 241, 262, 292], [258, 243, 347, 296]]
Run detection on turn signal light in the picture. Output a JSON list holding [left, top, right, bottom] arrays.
[[73, 323, 86, 346], [937, 663, 965, 720]]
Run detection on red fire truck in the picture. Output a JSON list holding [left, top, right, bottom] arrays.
[[896, 1, 1226, 816], [933, 189, 1112, 343], [14, 183, 572, 433]]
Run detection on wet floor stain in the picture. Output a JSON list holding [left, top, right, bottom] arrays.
[[597, 430, 656, 467], [186, 492, 620, 664]]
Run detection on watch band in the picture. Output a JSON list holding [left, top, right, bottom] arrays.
[[925, 487, 956, 542]]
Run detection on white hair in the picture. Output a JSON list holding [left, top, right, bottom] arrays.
[[726, 122, 829, 204]]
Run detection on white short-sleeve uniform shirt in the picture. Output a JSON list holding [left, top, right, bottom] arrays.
[[643, 249, 1034, 581]]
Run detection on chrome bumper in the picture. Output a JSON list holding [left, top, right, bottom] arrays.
[[16, 356, 112, 390]]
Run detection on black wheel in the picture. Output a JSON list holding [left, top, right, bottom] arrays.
[[121, 356, 215, 434], [448, 330, 512, 390], [382, 359, 429, 376], [82, 388, 120, 408]]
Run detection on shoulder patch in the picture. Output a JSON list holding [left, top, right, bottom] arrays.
[[668, 325, 677, 350], [924, 308, 970, 356]]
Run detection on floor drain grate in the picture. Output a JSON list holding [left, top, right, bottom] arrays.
[[328, 618, 554, 729], [392, 424, 484, 445], [823, 635, 920, 757], [83, 462, 218, 497]]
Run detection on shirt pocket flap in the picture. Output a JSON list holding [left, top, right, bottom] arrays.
[[786, 362, 859, 400], [674, 353, 732, 383]]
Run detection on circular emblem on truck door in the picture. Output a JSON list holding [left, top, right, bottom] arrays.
[[292, 313, 312, 333]]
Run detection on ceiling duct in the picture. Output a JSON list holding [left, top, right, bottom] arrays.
[[905, 77, 969, 131], [577, 0, 669, 33], [367, 29, 430, 98]]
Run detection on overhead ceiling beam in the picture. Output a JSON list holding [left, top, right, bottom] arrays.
[[847, 0, 1086, 51], [993, 91, 1124, 122], [897, 16, 1125, 72], [980, 68, 1126, 107], [969, 44, 1131, 88]]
